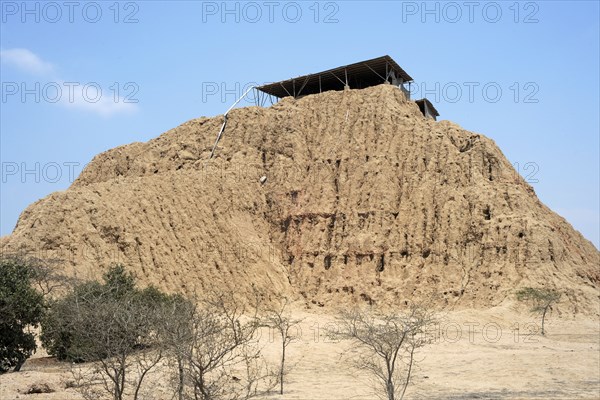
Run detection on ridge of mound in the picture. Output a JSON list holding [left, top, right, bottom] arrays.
[[3, 85, 598, 313]]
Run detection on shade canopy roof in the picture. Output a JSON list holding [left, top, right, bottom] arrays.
[[256, 55, 413, 99], [415, 98, 440, 117]]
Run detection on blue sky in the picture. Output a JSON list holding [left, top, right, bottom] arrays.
[[1, 1, 598, 248]]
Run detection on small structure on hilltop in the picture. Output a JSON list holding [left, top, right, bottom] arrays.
[[255, 55, 439, 120], [256, 55, 413, 101], [210, 55, 439, 159], [415, 98, 440, 121]]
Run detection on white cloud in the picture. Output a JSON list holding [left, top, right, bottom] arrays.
[[60, 89, 138, 117], [0, 48, 54, 75], [1, 48, 139, 117]]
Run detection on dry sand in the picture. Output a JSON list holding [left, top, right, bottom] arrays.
[[1, 306, 598, 400]]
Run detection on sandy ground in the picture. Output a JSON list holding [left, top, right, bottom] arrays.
[[1, 306, 598, 400]]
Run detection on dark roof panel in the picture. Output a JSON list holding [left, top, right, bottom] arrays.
[[257, 55, 413, 99], [415, 98, 440, 117]]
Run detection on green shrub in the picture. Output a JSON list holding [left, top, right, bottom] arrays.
[[40, 264, 173, 362], [0, 257, 45, 373]]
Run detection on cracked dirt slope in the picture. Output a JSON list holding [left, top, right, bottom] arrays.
[[2, 85, 598, 312]]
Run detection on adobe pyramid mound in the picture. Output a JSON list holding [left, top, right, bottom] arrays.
[[3, 85, 598, 313]]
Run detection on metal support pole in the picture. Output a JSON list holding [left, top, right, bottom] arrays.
[[209, 85, 255, 159], [344, 68, 348, 88], [385, 62, 388, 83]]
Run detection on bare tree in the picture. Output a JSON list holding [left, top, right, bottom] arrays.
[[69, 292, 164, 400], [43, 265, 277, 400], [263, 297, 303, 394], [516, 287, 561, 335], [183, 291, 276, 400], [1, 252, 79, 297], [156, 296, 195, 400], [41, 266, 170, 400], [29, 256, 79, 297], [335, 304, 436, 400]]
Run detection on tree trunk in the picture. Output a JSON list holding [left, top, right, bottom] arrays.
[[541, 307, 547, 335], [400, 345, 416, 400], [177, 357, 185, 400], [386, 358, 395, 400], [387, 379, 395, 400], [13, 359, 24, 372], [280, 342, 286, 395]]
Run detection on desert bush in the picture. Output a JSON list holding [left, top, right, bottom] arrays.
[[516, 287, 561, 335], [180, 291, 277, 400], [41, 264, 180, 400], [42, 265, 130, 361], [336, 304, 436, 400], [263, 297, 303, 395], [150, 291, 195, 400], [41, 265, 277, 400]]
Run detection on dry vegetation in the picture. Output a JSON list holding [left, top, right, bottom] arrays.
[[1, 306, 599, 399]]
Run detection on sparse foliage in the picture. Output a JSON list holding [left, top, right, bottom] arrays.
[[41, 265, 141, 362], [27, 256, 77, 297], [41, 265, 277, 400], [40, 264, 175, 400], [335, 304, 436, 400], [156, 295, 195, 400], [0, 257, 45, 373], [516, 287, 561, 335], [263, 297, 303, 395], [182, 291, 277, 400]]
